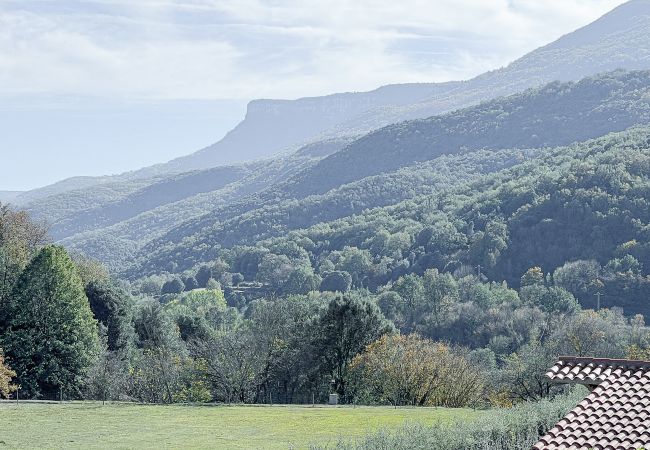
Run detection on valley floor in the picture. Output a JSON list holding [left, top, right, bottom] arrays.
[[0, 401, 481, 449]]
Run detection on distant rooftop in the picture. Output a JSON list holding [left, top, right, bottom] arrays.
[[534, 356, 650, 449]]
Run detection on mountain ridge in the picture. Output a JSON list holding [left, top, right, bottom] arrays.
[[12, 0, 650, 203], [123, 70, 650, 277], [148, 0, 650, 174]]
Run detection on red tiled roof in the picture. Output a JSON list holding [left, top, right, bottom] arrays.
[[534, 356, 650, 450]]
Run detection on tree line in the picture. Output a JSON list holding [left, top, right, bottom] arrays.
[[2, 201, 650, 408]]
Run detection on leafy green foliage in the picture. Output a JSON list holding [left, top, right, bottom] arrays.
[[350, 334, 482, 407], [2, 245, 99, 398], [0, 204, 49, 328], [319, 271, 352, 293], [161, 278, 184, 295], [85, 281, 135, 353], [313, 293, 394, 400]]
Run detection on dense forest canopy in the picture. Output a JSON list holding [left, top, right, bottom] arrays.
[[126, 126, 650, 319], [120, 70, 650, 281]]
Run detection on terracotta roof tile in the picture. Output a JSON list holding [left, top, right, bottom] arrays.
[[534, 356, 650, 450]]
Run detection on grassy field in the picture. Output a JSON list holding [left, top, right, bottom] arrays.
[[0, 401, 482, 449]]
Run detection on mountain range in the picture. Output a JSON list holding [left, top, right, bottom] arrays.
[[124, 70, 650, 277], [141, 0, 650, 174], [5, 0, 650, 289]]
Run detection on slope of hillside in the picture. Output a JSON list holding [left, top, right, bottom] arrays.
[[9, 176, 126, 206], [138, 127, 650, 315], [59, 152, 327, 271], [149, 0, 650, 174], [125, 148, 536, 277], [286, 70, 650, 197], [35, 165, 254, 241], [124, 71, 650, 278]]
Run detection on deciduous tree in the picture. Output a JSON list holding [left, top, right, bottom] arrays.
[[0, 347, 16, 398], [313, 293, 393, 400]]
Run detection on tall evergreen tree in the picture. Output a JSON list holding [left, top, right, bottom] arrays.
[[2, 245, 99, 398]]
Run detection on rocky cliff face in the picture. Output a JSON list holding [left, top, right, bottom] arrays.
[[157, 83, 454, 173], [156, 1, 650, 175]]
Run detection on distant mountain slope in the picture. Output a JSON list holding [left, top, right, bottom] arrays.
[[58, 152, 327, 271], [36, 165, 255, 241], [124, 70, 650, 277], [25, 178, 157, 225], [141, 127, 650, 315], [285, 70, 650, 197], [12, 0, 650, 203], [27, 134, 351, 248], [149, 0, 650, 174], [141, 84, 454, 175], [0, 191, 22, 203], [9, 176, 125, 206]]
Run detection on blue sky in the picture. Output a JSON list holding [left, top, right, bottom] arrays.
[[0, 0, 626, 191]]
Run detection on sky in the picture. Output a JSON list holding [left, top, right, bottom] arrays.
[[0, 0, 628, 191]]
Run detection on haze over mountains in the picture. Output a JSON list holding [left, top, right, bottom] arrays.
[[151, 0, 650, 174], [6, 0, 650, 287], [8, 0, 650, 203], [126, 70, 650, 278]]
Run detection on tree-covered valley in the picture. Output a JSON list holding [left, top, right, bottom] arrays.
[[3, 2, 650, 448]]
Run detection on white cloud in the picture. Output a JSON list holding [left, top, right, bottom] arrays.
[[0, 0, 629, 101]]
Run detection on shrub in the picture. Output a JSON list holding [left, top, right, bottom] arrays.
[[317, 388, 584, 450]]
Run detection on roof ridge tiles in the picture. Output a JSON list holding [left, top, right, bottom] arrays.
[[558, 356, 650, 368]]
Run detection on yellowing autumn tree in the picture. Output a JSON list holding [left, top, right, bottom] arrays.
[[350, 334, 482, 407], [0, 347, 16, 398]]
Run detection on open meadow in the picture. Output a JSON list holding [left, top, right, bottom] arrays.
[[0, 402, 482, 449]]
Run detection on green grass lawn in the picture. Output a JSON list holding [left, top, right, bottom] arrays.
[[0, 401, 482, 449]]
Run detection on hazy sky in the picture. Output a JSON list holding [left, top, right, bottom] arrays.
[[0, 0, 627, 191]]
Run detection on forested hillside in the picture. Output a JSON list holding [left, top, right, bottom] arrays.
[[54, 153, 326, 271], [63, 150, 517, 270], [17, 70, 650, 275], [36, 165, 254, 241], [132, 127, 650, 315], [121, 71, 650, 279], [287, 70, 650, 196]]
